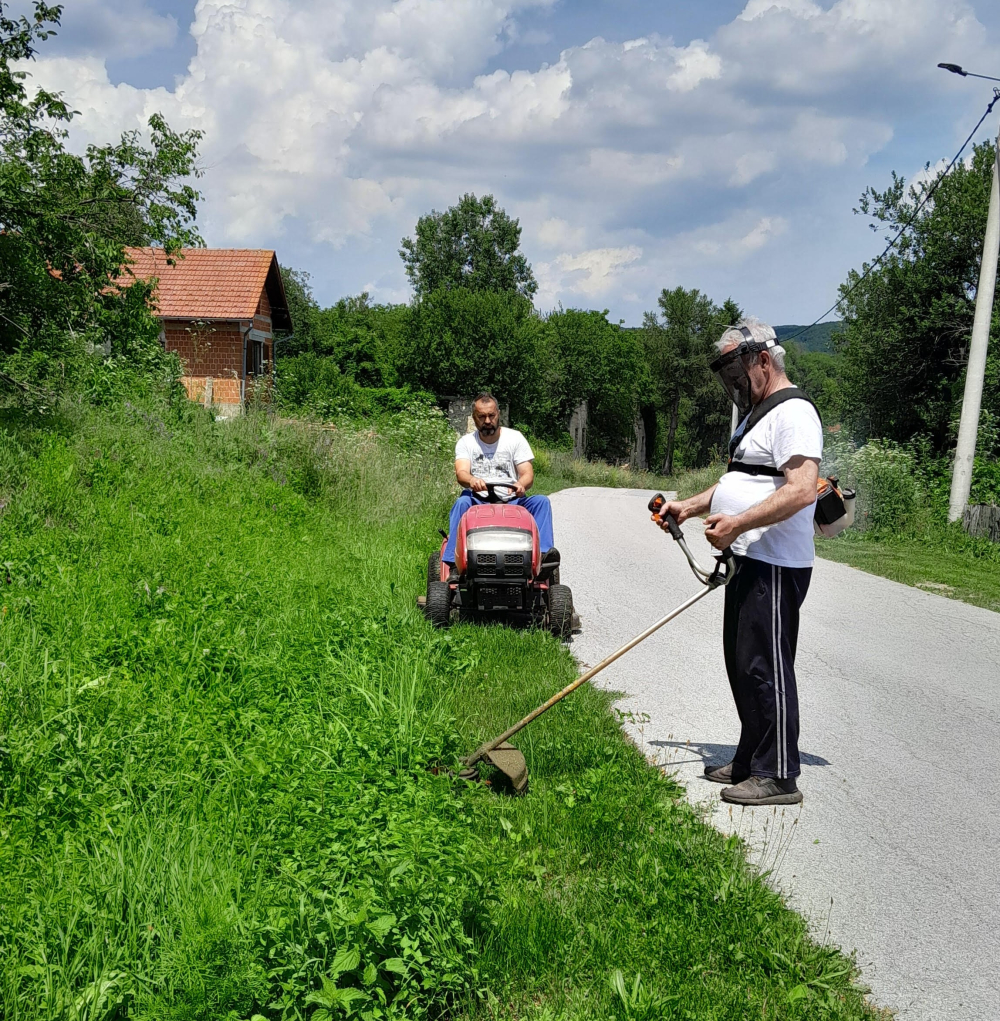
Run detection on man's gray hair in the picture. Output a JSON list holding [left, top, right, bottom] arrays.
[[473, 392, 499, 408], [716, 316, 786, 373]]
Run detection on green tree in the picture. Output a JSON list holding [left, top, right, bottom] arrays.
[[276, 268, 408, 387], [643, 289, 736, 474], [277, 266, 320, 350], [783, 343, 844, 426], [395, 287, 543, 419], [399, 193, 537, 299], [0, 1, 202, 386], [837, 140, 1000, 451], [542, 308, 649, 461]]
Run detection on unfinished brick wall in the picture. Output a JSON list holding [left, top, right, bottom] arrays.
[[164, 319, 244, 406], [165, 320, 243, 376]]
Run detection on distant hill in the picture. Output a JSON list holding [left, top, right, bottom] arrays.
[[774, 321, 843, 354]]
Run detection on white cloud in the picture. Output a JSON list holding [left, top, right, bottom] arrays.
[[534, 244, 643, 306], [689, 215, 789, 258], [558, 245, 643, 288], [730, 150, 777, 186], [739, 0, 822, 21], [13, 0, 1000, 320], [536, 217, 586, 249], [666, 39, 722, 92]]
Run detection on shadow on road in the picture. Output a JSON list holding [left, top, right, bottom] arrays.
[[648, 739, 831, 773]]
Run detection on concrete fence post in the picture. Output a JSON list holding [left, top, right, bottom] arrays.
[[569, 402, 588, 460]]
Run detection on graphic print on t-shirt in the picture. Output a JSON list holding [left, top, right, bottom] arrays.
[[468, 446, 515, 482], [455, 428, 534, 502]]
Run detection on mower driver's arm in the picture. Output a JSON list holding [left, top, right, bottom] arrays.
[[455, 459, 488, 493], [455, 459, 533, 498]]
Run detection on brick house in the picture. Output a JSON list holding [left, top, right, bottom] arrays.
[[123, 247, 292, 415]]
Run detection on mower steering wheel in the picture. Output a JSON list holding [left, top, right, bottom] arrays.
[[483, 480, 519, 495]]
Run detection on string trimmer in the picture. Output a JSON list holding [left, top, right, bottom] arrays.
[[461, 494, 735, 793]]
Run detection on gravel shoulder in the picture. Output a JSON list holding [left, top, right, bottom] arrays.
[[553, 486, 1000, 1021]]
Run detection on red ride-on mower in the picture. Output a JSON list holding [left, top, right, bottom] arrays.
[[423, 481, 574, 637]]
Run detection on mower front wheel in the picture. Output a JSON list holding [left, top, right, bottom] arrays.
[[548, 583, 574, 639], [425, 581, 453, 628]]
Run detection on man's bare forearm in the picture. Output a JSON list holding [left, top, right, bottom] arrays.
[[674, 485, 717, 522], [731, 483, 814, 533]]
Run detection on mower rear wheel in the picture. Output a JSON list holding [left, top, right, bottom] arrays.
[[425, 581, 452, 628], [548, 583, 574, 638], [427, 550, 443, 588]]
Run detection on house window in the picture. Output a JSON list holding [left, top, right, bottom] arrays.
[[246, 338, 265, 377]]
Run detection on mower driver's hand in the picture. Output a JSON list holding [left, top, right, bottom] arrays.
[[510, 480, 527, 498], [470, 477, 489, 494]]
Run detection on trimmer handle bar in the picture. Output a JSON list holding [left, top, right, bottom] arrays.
[[648, 493, 734, 589]]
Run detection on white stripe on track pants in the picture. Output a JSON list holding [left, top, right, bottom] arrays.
[[722, 554, 812, 780]]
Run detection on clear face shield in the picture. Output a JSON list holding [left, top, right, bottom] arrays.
[[709, 328, 777, 416]]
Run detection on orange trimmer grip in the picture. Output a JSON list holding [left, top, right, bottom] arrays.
[[647, 494, 683, 541]]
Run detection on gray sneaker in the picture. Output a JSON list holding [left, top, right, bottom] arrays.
[[703, 761, 749, 785], [720, 775, 803, 806]]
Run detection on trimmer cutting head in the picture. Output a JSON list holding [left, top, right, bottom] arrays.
[[480, 742, 529, 793]]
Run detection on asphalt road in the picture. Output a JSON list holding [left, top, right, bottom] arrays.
[[552, 486, 1000, 1021]]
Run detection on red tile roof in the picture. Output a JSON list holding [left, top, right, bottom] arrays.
[[121, 247, 292, 329]]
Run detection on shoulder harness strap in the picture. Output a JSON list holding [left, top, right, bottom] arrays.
[[727, 387, 820, 476]]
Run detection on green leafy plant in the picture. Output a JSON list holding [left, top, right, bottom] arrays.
[[0, 397, 879, 1021], [0, 2, 202, 393]]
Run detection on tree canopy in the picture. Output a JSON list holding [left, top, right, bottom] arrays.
[[837, 141, 1000, 453], [399, 193, 537, 299], [643, 289, 740, 473], [0, 1, 203, 389]]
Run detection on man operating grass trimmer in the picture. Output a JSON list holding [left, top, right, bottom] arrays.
[[658, 317, 823, 807]]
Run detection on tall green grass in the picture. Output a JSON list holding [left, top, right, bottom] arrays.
[[0, 401, 881, 1020], [532, 447, 724, 499]]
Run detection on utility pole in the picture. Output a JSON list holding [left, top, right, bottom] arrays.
[[948, 117, 1000, 522]]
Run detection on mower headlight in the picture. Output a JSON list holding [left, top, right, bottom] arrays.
[[466, 529, 533, 552]]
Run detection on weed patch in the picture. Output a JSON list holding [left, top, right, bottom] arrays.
[[0, 404, 878, 1019]]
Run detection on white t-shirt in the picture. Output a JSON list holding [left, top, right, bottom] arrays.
[[455, 428, 534, 502], [710, 398, 823, 568]]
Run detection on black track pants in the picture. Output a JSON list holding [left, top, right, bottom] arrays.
[[722, 555, 812, 780]]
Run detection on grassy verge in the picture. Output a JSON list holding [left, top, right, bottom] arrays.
[[533, 448, 723, 499], [0, 404, 879, 1020], [814, 531, 1000, 612]]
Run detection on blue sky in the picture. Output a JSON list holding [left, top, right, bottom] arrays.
[[17, 0, 1000, 325]]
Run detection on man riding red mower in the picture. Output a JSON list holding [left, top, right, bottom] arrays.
[[422, 394, 574, 636]]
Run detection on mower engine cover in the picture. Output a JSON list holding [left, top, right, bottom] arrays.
[[456, 504, 540, 613]]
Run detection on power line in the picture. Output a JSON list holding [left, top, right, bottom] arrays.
[[783, 88, 1000, 345]]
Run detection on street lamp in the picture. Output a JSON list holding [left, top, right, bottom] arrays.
[[939, 63, 1000, 522], [938, 63, 1000, 84]]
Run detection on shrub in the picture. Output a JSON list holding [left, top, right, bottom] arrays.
[[274, 352, 438, 423], [823, 436, 923, 533]]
